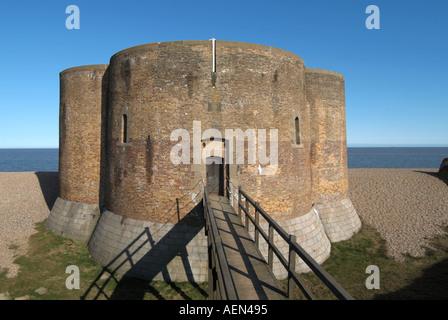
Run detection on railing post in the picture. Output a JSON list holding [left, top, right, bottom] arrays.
[[268, 224, 274, 272], [230, 178, 234, 208], [208, 231, 214, 300], [237, 187, 242, 218], [213, 186, 352, 301], [254, 202, 260, 249], [203, 187, 208, 236], [288, 234, 297, 300], [176, 198, 180, 222], [245, 197, 250, 231]]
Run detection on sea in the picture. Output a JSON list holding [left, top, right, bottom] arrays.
[[0, 147, 447, 172], [347, 147, 448, 169], [0, 149, 59, 172]]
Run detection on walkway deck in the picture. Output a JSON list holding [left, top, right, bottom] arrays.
[[208, 194, 286, 300]]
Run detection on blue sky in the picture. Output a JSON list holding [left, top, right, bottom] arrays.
[[0, 0, 447, 148]]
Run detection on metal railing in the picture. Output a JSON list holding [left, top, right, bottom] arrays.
[[234, 186, 354, 300], [203, 185, 238, 300]]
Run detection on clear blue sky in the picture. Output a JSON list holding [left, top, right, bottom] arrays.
[[0, 0, 447, 148]]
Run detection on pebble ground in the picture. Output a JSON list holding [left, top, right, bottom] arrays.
[[348, 168, 448, 260], [0, 172, 58, 278], [1, 169, 447, 279]]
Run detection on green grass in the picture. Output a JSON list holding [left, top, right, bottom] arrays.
[[284, 223, 448, 300], [0, 221, 208, 300], [2, 219, 448, 300]]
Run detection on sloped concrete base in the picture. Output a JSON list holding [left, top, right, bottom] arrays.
[[314, 198, 362, 243], [45, 197, 100, 244], [249, 208, 332, 278], [87, 209, 208, 283]]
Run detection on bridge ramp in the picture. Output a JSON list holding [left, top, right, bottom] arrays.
[[208, 194, 286, 300]]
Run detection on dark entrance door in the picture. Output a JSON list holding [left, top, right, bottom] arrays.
[[206, 156, 224, 196]]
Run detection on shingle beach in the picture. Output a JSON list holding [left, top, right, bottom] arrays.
[[349, 168, 448, 260], [0, 169, 447, 277]]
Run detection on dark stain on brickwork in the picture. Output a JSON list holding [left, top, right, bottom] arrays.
[[100, 68, 109, 207], [59, 103, 66, 169], [186, 72, 197, 98], [273, 70, 279, 83], [114, 165, 122, 188], [121, 59, 132, 90], [146, 135, 153, 184], [211, 72, 217, 87]]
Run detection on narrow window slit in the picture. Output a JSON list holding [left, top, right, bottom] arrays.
[[295, 117, 301, 145], [122, 114, 128, 143]]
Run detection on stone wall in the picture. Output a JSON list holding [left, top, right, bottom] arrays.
[[46, 65, 108, 242], [50, 40, 362, 283], [313, 198, 361, 243], [105, 41, 312, 224], [58, 64, 108, 205], [306, 68, 361, 241], [88, 207, 208, 282], [45, 197, 100, 244], [245, 208, 331, 278]]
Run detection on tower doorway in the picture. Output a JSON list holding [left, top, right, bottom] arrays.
[[206, 156, 224, 196]]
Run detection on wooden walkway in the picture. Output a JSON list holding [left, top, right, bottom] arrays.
[[208, 194, 286, 300]]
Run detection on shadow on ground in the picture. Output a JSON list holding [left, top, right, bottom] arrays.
[[34, 172, 59, 210], [81, 202, 208, 300], [374, 256, 448, 300], [413, 170, 448, 188]]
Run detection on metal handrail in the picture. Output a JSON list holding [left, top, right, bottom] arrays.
[[203, 186, 238, 300], [237, 187, 353, 300]]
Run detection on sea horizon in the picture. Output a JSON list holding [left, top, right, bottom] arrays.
[[2, 146, 448, 149], [0, 147, 447, 172]]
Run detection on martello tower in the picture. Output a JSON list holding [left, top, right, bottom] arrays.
[[46, 40, 361, 282]]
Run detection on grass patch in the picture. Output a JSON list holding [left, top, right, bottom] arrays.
[[0, 221, 208, 300], [8, 244, 20, 251], [283, 223, 448, 300], [2, 219, 448, 300]]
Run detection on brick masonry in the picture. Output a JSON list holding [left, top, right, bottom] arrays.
[[306, 68, 360, 243], [50, 40, 362, 282], [106, 41, 311, 222], [58, 65, 108, 206]]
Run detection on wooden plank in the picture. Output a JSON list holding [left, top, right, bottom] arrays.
[[208, 194, 286, 300]]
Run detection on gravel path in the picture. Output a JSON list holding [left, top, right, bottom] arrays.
[[0, 172, 58, 278], [348, 168, 448, 261]]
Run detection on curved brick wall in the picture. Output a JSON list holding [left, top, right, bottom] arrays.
[[105, 41, 311, 222], [58, 64, 108, 204], [51, 41, 361, 282], [216, 41, 312, 219], [306, 68, 361, 241], [86, 40, 328, 280], [46, 65, 108, 244]]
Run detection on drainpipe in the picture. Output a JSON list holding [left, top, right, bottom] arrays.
[[210, 38, 216, 73]]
